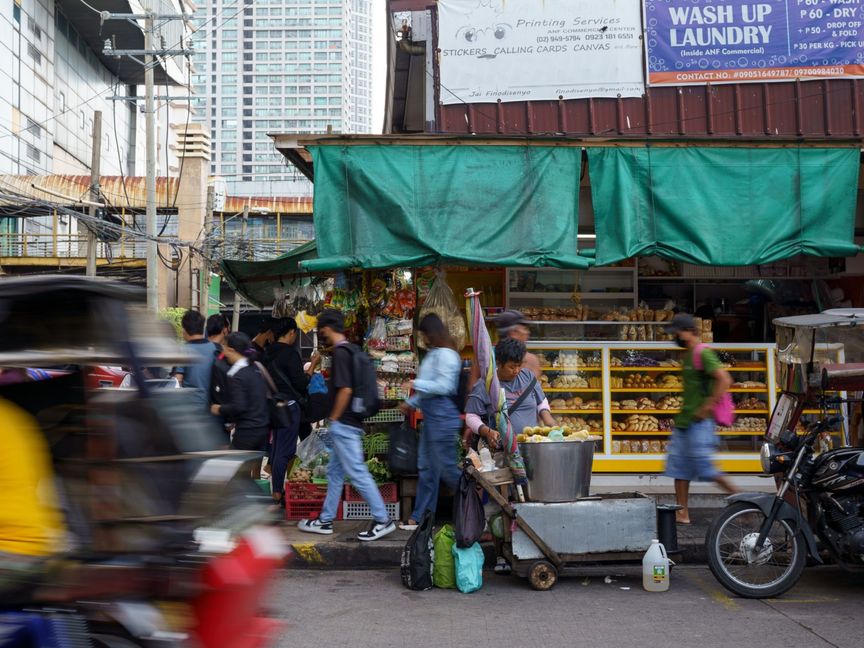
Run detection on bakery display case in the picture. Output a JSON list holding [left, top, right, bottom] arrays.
[[529, 342, 777, 473]]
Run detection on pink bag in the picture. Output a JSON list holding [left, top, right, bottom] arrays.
[[692, 343, 735, 427]]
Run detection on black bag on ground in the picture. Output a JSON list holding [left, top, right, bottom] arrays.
[[389, 422, 418, 475], [453, 471, 485, 549], [401, 511, 435, 591]]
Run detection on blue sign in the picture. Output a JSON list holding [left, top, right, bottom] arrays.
[[645, 0, 864, 85]]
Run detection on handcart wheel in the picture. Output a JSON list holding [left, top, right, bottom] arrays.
[[528, 560, 558, 591]]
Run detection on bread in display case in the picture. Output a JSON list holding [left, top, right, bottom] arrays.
[[528, 342, 777, 474]]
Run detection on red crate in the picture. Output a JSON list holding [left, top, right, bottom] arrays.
[[284, 482, 342, 521], [343, 482, 398, 503]]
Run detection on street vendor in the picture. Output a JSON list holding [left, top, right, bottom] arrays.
[[465, 337, 556, 452]]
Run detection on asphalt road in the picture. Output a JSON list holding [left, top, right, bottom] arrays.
[[272, 565, 862, 648]]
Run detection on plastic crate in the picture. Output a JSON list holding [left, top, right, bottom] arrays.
[[342, 501, 401, 521], [284, 482, 342, 521], [363, 434, 390, 456], [344, 482, 398, 503], [285, 482, 328, 500], [364, 409, 405, 424]]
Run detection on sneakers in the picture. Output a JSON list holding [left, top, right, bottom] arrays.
[[357, 520, 396, 542], [297, 518, 334, 535]]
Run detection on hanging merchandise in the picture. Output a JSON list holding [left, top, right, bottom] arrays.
[[418, 272, 466, 351], [453, 472, 485, 548], [272, 286, 292, 319], [368, 317, 387, 351]]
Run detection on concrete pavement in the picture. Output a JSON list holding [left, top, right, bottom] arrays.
[[271, 565, 862, 648]]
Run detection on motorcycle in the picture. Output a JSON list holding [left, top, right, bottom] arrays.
[[0, 276, 287, 646], [706, 310, 864, 598]]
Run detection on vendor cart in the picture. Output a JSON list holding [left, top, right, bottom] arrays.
[[465, 465, 667, 590]]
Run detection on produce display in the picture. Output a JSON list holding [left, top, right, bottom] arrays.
[[556, 416, 602, 431], [517, 426, 601, 443]]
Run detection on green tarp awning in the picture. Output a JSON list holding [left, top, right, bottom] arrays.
[[220, 239, 317, 307], [588, 147, 862, 267], [302, 145, 591, 272]]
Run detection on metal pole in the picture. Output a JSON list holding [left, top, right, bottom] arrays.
[[202, 184, 214, 315], [145, 13, 159, 312], [231, 204, 249, 331], [86, 111, 102, 276]]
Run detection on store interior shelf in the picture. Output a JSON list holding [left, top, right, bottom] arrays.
[[728, 388, 769, 393], [611, 388, 683, 393], [725, 367, 768, 372], [802, 409, 841, 415], [613, 409, 680, 415], [551, 409, 604, 414], [541, 367, 603, 372], [609, 367, 681, 372], [532, 320, 672, 326], [610, 430, 763, 436], [544, 388, 603, 393], [510, 292, 635, 300]]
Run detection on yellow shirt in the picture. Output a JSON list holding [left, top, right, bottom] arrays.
[[0, 398, 64, 556]]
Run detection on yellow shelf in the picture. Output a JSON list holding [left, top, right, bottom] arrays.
[[735, 410, 770, 415], [614, 409, 680, 415], [725, 367, 767, 372], [544, 388, 602, 393], [610, 367, 681, 372], [612, 430, 669, 436], [550, 409, 603, 415], [541, 366, 602, 372], [801, 409, 841, 415], [729, 388, 768, 393], [611, 388, 682, 393]]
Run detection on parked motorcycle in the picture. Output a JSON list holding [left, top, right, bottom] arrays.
[[706, 310, 864, 598]]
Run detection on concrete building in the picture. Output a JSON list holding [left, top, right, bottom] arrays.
[[190, 0, 374, 197]]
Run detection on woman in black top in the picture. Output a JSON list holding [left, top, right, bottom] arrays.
[[266, 318, 317, 507], [211, 332, 269, 454]]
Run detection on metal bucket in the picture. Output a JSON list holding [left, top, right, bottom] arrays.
[[520, 440, 595, 502]]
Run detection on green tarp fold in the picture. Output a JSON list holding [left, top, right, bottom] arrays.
[[220, 240, 317, 307], [588, 147, 861, 267], [302, 145, 590, 272]]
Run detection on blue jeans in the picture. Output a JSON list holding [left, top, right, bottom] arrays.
[[410, 397, 462, 522], [320, 420, 389, 524], [664, 417, 720, 482]]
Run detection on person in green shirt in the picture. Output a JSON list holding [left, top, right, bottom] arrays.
[[664, 313, 738, 524]]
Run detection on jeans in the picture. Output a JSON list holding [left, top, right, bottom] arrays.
[[270, 403, 300, 495], [320, 420, 389, 524], [664, 417, 720, 482], [410, 396, 462, 522]]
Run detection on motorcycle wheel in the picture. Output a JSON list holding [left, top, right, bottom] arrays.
[[706, 502, 806, 599]]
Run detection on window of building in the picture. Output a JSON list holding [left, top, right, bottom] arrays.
[[27, 42, 42, 65], [222, 153, 237, 162], [26, 143, 40, 162], [221, 63, 238, 72], [222, 51, 238, 62], [223, 142, 237, 151]]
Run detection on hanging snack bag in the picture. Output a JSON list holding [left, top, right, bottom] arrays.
[[418, 273, 466, 350]]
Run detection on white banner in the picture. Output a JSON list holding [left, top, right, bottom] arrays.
[[437, 0, 645, 104]]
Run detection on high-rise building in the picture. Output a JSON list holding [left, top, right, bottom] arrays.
[[190, 0, 374, 197]]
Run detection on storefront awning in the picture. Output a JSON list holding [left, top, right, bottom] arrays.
[[588, 147, 862, 267], [220, 240, 317, 307], [302, 144, 591, 272]]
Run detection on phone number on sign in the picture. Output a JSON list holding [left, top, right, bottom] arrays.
[[731, 66, 847, 79]]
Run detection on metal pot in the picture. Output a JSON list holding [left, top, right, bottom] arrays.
[[520, 440, 595, 502]]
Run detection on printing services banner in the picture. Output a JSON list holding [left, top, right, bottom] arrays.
[[437, 0, 644, 103], [645, 0, 864, 85]]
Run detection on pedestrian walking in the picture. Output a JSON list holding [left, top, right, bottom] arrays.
[[398, 314, 462, 530], [297, 309, 395, 542], [663, 313, 738, 524], [174, 310, 217, 410], [210, 332, 270, 460], [266, 317, 315, 508]]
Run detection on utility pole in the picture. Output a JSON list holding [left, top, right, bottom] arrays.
[[201, 183, 215, 315], [231, 204, 249, 332], [86, 110, 102, 277], [144, 13, 158, 312]]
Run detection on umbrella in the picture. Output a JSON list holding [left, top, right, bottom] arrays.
[[465, 288, 527, 485]]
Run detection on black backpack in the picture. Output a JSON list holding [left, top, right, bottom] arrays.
[[401, 511, 435, 591], [451, 361, 469, 411], [342, 343, 381, 419]]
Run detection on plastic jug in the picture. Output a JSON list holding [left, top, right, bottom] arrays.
[[642, 539, 670, 592]]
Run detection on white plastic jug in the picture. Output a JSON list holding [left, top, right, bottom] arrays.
[[642, 539, 670, 592]]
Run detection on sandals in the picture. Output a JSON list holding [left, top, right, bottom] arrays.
[[494, 557, 512, 575], [398, 521, 419, 531]]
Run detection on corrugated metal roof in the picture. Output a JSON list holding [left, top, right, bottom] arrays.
[[0, 175, 312, 215], [438, 78, 864, 140]]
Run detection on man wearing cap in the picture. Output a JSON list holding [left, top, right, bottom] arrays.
[[493, 310, 541, 379], [664, 313, 737, 524]]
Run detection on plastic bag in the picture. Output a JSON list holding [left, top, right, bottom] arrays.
[[418, 273, 466, 351], [452, 542, 484, 593], [388, 423, 418, 475], [297, 427, 330, 468], [432, 524, 457, 589], [453, 472, 485, 548], [401, 512, 434, 591], [367, 317, 387, 351], [308, 373, 328, 395]]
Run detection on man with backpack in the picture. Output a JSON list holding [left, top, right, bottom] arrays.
[[297, 309, 395, 541], [664, 313, 738, 524]]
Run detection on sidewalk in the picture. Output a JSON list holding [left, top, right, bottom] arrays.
[[282, 476, 773, 570]]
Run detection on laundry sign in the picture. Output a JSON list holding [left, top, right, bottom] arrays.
[[437, 0, 645, 104]]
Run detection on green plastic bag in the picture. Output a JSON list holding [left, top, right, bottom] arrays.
[[432, 524, 457, 589]]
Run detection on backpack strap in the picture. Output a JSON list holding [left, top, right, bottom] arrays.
[[692, 343, 708, 372], [508, 375, 538, 415]]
